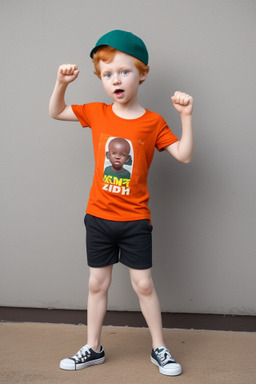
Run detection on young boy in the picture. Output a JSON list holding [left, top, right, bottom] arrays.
[[49, 29, 193, 377]]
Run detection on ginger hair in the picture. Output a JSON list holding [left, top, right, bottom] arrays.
[[92, 46, 149, 84]]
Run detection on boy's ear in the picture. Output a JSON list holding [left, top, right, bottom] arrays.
[[106, 151, 109, 159], [140, 71, 148, 82]]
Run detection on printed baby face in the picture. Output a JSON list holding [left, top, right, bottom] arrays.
[[108, 138, 131, 171]]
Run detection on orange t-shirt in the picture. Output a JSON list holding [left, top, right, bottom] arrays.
[[72, 103, 178, 221]]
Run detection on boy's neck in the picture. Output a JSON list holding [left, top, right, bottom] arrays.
[[112, 101, 146, 120]]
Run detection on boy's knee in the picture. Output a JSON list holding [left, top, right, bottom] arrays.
[[89, 273, 111, 294], [133, 276, 154, 297]]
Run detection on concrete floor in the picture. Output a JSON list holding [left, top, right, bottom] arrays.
[[1, 322, 256, 384]]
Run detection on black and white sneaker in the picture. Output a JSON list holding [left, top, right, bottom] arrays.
[[60, 344, 105, 371], [151, 346, 182, 376]]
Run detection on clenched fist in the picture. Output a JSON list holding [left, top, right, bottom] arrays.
[[171, 91, 193, 116], [57, 64, 80, 84]]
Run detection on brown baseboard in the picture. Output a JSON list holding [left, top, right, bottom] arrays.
[[0, 307, 255, 332]]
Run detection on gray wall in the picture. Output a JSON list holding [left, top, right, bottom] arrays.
[[1, 0, 255, 315]]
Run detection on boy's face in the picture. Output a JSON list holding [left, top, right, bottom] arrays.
[[108, 139, 130, 171], [99, 52, 147, 105]]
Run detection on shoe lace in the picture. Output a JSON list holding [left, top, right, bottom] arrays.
[[74, 345, 91, 362], [156, 348, 175, 365]]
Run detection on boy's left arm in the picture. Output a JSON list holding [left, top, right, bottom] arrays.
[[165, 91, 194, 164]]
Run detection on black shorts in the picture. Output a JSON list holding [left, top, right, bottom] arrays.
[[84, 214, 153, 270]]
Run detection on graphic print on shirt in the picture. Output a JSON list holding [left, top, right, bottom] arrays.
[[103, 137, 134, 196]]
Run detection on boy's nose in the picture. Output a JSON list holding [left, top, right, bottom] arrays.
[[112, 74, 121, 85]]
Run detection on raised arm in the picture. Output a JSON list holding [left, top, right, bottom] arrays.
[[49, 64, 80, 121], [165, 91, 194, 164]]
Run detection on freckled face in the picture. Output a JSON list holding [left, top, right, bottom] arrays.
[[108, 140, 130, 171], [99, 52, 146, 105]]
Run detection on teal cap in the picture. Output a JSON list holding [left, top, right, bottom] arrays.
[[90, 29, 149, 65]]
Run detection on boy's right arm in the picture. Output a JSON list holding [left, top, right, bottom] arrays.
[[49, 64, 80, 121]]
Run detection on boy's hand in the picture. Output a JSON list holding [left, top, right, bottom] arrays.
[[171, 91, 193, 116], [57, 64, 79, 84]]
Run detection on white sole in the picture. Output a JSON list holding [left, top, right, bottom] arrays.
[[60, 356, 105, 371], [151, 356, 182, 376]]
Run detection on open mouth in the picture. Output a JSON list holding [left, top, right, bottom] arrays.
[[114, 89, 124, 96]]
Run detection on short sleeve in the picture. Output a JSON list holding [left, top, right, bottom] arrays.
[[155, 120, 178, 152], [71, 103, 103, 128]]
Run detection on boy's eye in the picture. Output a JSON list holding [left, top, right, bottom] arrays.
[[121, 70, 129, 75], [104, 73, 112, 79]]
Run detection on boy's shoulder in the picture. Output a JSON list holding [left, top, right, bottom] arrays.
[[75, 101, 107, 108], [72, 101, 109, 115], [146, 109, 163, 118], [145, 108, 168, 124]]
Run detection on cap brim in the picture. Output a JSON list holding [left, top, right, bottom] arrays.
[[90, 45, 105, 59]]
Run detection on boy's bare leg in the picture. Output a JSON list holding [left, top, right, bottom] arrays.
[[129, 268, 165, 349], [87, 265, 113, 351]]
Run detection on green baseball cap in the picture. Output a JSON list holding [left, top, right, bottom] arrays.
[[90, 29, 149, 65]]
